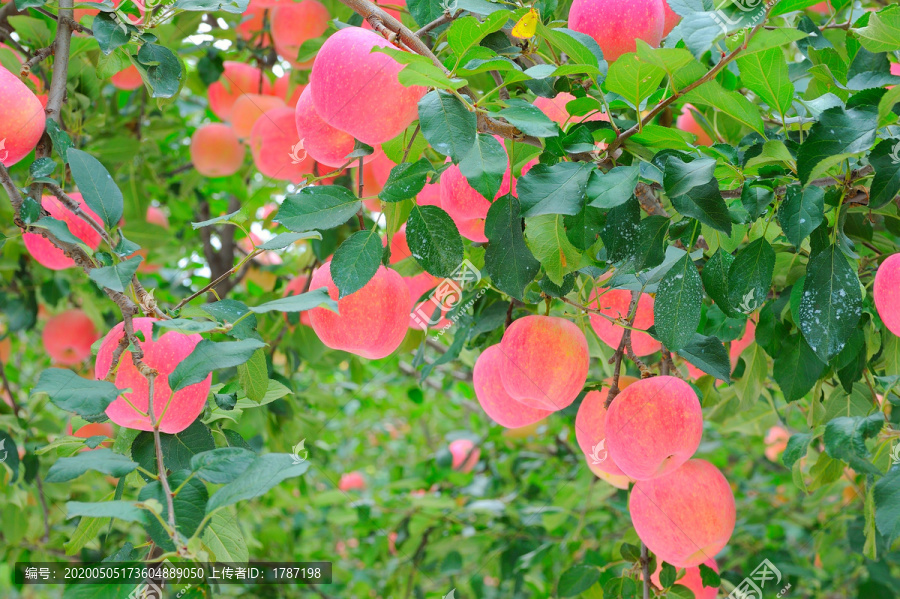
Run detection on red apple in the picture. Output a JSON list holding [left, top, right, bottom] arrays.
[[339, 470, 366, 491], [190, 123, 246, 177], [449, 438, 480, 473], [249, 106, 315, 183], [43, 309, 98, 365], [208, 61, 273, 121], [875, 253, 900, 337], [568, 0, 665, 62], [0, 65, 45, 167], [473, 344, 553, 428], [23, 194, 103, 270], [590, 287, 661, 356]]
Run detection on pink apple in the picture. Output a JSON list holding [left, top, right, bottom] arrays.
[[111, 65, 143, 91], [534, 91, 609, 126], [764, 425, 790, 462], [43, 309, 98, 365], [590, 287, 661, 356], [473, 344, 553, 428], [730, 318, 756, 363], [307, 260, 410, 359], [629, 459, 736, 567], [575, 382, 639, 477], [249, 106, 315, 183], [449, 439, 480, 473], [0, 65, 45, 167], [270, 1, 329, 67], [23, 194, 103, 270], [146, 205, 169, 229], [875, 254, 900, 337], [190, 123, 246, 178], [310, 27, 425, 145], [499, 315, 590, 411], [568, 0, 665, 62], [661, 0, 680, 36], [676, 104, 713, 145], [339, 470, 366, 491], [605, 376, 702, 480], [295, 85, 379, 168], [208, 61, 273, 120], [95, 318, 211, 434]]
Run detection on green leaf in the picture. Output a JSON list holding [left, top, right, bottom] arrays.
[[671, 179, 732, 235], [518, 162, 593, 217], [677, 333, 731, 382], [237, 348, 267, 402], [152, 319, 219, 338], [653, 253, 703, 351], [525, 214, 584, 285], [66, 148, 123, 229], [131, 419, 216, 475], [727, 238, 775, 314], [379, 158, 433, 203], [406, 204, 464, 278], [824, 414, 885, 475], [484, 194, 540, 300], [331, 229, 383, 298], [33, 368, 122, 422], [206, 453, 310, 514], [417, 90, 477, 161], [799, 244, 863, 362], [868, 139, 900, 209], [783, 432, 813, 469], [64, 512, 110, 555], [773, 334, 826, 402], [248, 288, 337, 314], [138, 470, 208, 550], [538, 25, 602, 72], [29, 157, 56, 178], [458, 133, 508, 201], [663, 156, 716, 198], [66, 501, 150, 524], [493, 98, 558, 138], [92, 13, 130, 55], [88, 256, 142, 292], [191, 447, 257, 484], [45, 118, 73, 162], [778, 185, 825, 248], [685, 79, 765, 134], [256, 231, 322, 250], [733, 343, 768, 408], [191, 209, 241, 229], [201, 509, 249, 562], [856, 5, 900, 53], [605, 53, 665, 108], [619, 215, 669, 273], [398, 62, 468, 90], [28, 217, 92, 254], [45, 449, 137, 483], [736, 47, 794, 116], [873, 467, 900, 545], [702, 249, 736, 317], [558, 565, 601, 597], [135, 43, 183, 99], [276, 186, 361, 232], [168, 339, 267, 392], [586, 166, 639, 209], [175, 0, 248, 13], [796, 105, 878, 185]]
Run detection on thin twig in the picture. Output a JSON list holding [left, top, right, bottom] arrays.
[[641, 542, 650, 599], [605, 290, 641, 409], [415, 10, 459, 38], [21, 43, 55, 77]]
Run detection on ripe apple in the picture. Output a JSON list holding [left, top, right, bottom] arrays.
[[23, 194, 103, 270], [676, 104, 713, 145], [499, 315, 590, 411], [310, 27, 425, 145], [249, 106, 315, 183], [590, 287, 662, 357], [95, 318, 211, 434], [629, 459, 736, 567], [449, 439, 480, 473], [307, 260, 410, 359], [874, 253, 900, 337], [208, 61, 273, 120], [295, 85, 379, 168], [339, 471, 366, 491], [661, 0, 680, 36], [0, 65, 46, 167], [473, 344, 553, 428], [230, 93, 286, 139], [730, 317, 757, 363], [190, 123, 246, 178], [764, 425, 790, 462], [568, 0, 665, 62], [270, 1, 329, 67], [574, 378, 638, 478], [146, 205, 169, 229], [605, 376, 702, 480], [111, 65, 144, 91], [43, 309, 98, 365]]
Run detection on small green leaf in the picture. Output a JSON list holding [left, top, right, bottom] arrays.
[[45, 449, 137, 483], [484, 194, 540, 300], [778, 185, 824, 248], [247, 288, 337, 314], [331, 229, 383, 298], [586, 166, 639, 209], [493, 98, 558, 137], [191, 447, 257, 484], [558, 565, 601, 597], [67, 148, 123, 229], [677, 333, 731, 382], [33, 368, 122, 422], [379, 158, 434, 203], [417, 90, 477, 161], [458, 134, 508, 201], [66, 501, 150, 524], [206, 453, 310, 514], [518, 162, 593, 217], [406, 204, 464, 278], [654, 253, 703, 351], [728, 238, 774, 314], [237, 348, 267, 402], [168, 339, 267, 392], [88, 256, 142, 293], [277, 186, 361, 232], [796, 105, 878, 185], [783, 432, 813, 469], [702, 249, 736, 317]]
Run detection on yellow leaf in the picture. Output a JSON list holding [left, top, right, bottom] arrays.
[[511, 8, 539, 39]]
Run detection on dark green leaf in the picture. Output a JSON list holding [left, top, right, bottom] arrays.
[[92, 13, 131, 55], [869, 138, 900, 208], [135, 44, 183, 99], [190, 447, 257, 484], [46, 119, 73, 162], [778, 185, 824, 248], [586, 166, 639, 209], [33, 368, 121, 422], [783, 432, 813, 469], [873, 467, 900, 545], [0, 432, 19, 480], [407, 205, 464, 278], [45, 449, 137, 483], [139, 471, 208, 550], [331, 229, 383, 298], [654, 253, 703, 351], [168, 339, 267, 392], [728, 238, 774, 314], [773, 334, 826, 401], [671, 178, 732, 235], [702, 249, 736, 317], [379, 158, 433, 203], [518, 162, 593, 217], [206, 453, 310, 513], [741, 183, 774, 220], [484, 194, 540, 300], [677, 333, 731, 382], [88, 256, 142, 293], [493, 98, 558, 137], [417, 90, 477, 161], [29, 157, 56, 178], [558, 565, 601, 597], [799, 244, 863, 362], [67, 148, 123, 228], [131, 419, 216, 477], [277, 186, 361, 232], [458, 134, 508, 201], [663, 156, 716, 197], [796, 105, 878, 185], [823, 414, 885, 475]]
